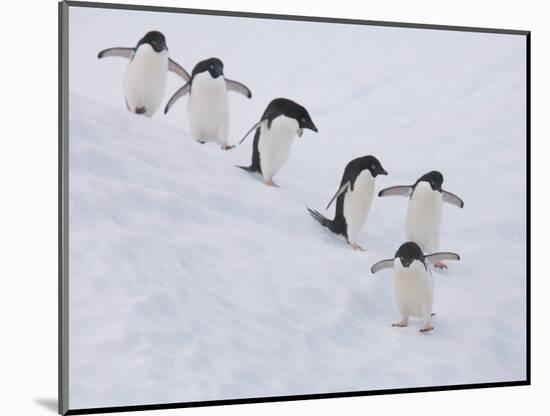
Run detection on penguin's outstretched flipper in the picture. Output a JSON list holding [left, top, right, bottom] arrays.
[[168, 58, 191, 82], [97, 47, 134, 59], [225, 79, 252, 98], [426, 251, 460, 271], [238, 119, 265, 145], [442, 190, 464, 208], [164, 83, 191, 114], [378, 185, 413, 198], [326, 181, 350, 210], [371, 259, 395, 274], [425, 252, 461, 264]]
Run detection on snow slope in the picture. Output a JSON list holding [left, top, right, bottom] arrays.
[[68, 6, 527, 410]]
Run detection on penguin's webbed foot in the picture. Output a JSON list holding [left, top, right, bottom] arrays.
[[350, 243, 366, 251], [266, 179, 280, 188], [434, 261, 447, 270], [221, 144, 235, 151], [135, 106, 147, 115], [419, 325, 434, 333], [197, 140, 207, 145], [392, 320, 408, 328]]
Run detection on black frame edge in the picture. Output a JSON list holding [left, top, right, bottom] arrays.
[[66, 380, 530, 415], [525, 31, 531, 385], [58, 2, 62, 413], [59, 1, 70, 415], [59, 1, 531, 414], [63, 0, 530, 35]]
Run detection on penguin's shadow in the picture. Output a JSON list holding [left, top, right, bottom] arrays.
[[34, 398, 57, 413], [235, 169, 267, 186], [430, 266, 450, 276]]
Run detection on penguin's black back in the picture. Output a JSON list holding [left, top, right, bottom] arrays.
[[241, 98, 312, 173], [332, 158, 368, 229], [241, 100, 280, 173], [331, 197, 348, 237], [309, 156, 385, 242], [250, 128, 262, 173], [332, 166, 353, 236]]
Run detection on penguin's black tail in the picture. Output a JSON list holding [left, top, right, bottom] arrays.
[[236, 165, 260, 173], [307, 208, 348, 238], [307, 208, 334, 230]]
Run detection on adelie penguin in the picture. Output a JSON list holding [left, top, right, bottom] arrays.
[[307, 156, 387, 251], [164, 57, 252, 150], [97, 31, 191, 117], [378, 171, 463, 269], [371, 241, 460, 333], [238, 98, 318, 186]]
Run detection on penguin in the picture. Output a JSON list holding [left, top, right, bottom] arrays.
[[378, 171, 464, 269], [237, 98, 318, 186], [307, 156, 387, 251], [371, 241, 460, 333], [164, 57, 252, 150], [97, 31, 190, 116]]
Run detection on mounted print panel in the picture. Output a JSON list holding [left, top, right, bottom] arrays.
[[59, 1, 530, 414]]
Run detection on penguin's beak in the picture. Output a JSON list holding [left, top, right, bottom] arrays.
[[210, 66, 223, 78], [399, 257, 411, 268], [379, 168, 388, 176], [151, 41, 164, 52], [306, 121, 318, 133]]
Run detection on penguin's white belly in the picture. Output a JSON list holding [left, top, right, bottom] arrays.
[[406, 183, 442, 253], [258, 116, 299, 181], [124, 46, 167, 116], [394, 261, 433, 319], [342, 171, 375, 244], [188, 74, 229, 145]]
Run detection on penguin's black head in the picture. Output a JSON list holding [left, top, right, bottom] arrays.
[[193, 57, 224, 79], [266, 98, 318, 132], [353, 155, 388, 178], [416, 170, 443, 192], [296, 107, 318, 132], [138, 31, 167, 53], [395, 242, 425, 268]]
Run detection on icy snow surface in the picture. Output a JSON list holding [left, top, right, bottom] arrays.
[[68, 6, 527, 409]]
